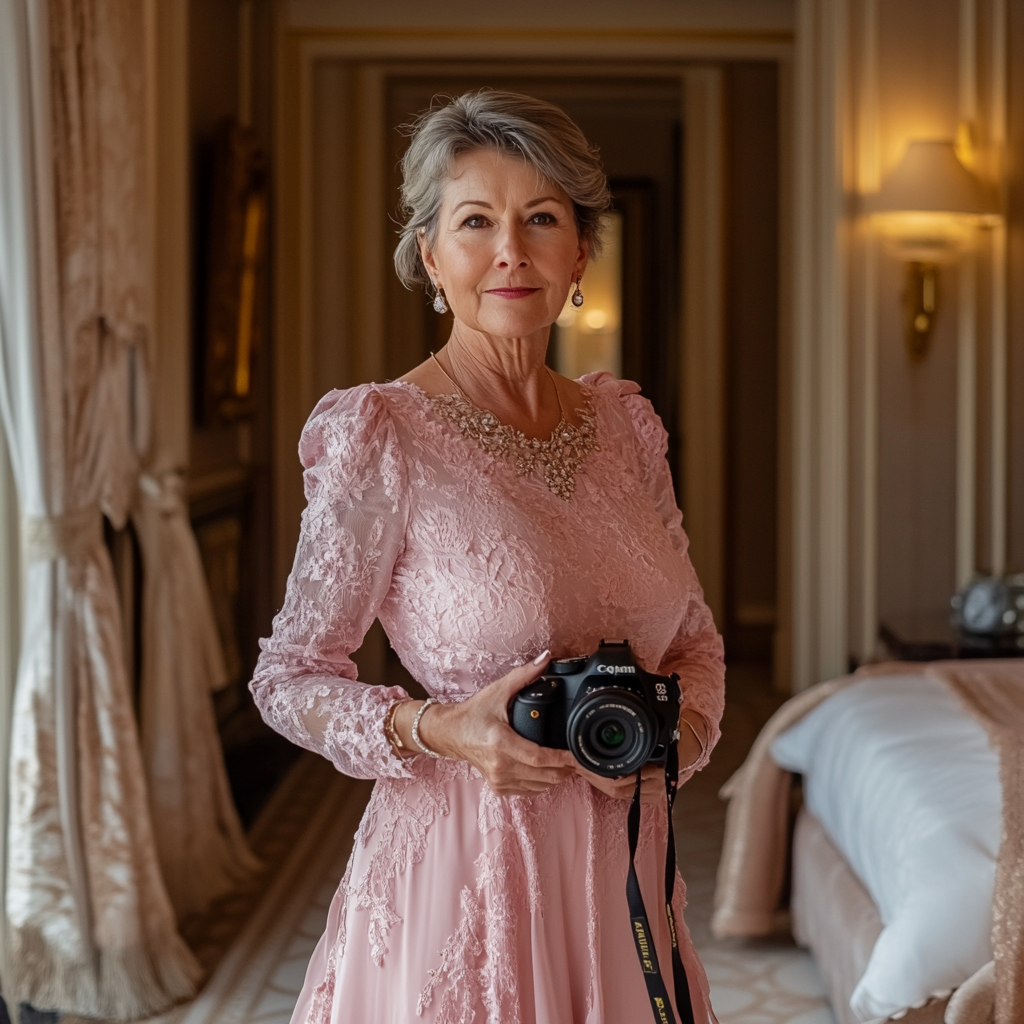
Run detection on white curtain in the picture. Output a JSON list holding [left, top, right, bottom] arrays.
[[134, 469, 261, 919], [0, 0, 257, 1014], [0, 399, 20, 994]]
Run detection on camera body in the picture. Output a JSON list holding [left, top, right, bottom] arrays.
[[509, 641, 681, 778]]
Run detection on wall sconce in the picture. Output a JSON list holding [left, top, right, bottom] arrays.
[[862, 140, 999, 361]]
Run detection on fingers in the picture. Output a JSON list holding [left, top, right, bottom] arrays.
[[489, 650, 552, 705], [575, 765, 668, 803], [482, 754, 573, 796], [471, 719, 575, 794], [498, 726, 576, 770], [489, 770, 571, 795]]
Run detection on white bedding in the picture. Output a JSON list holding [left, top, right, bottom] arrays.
[[770, 672, 1001, 1022]]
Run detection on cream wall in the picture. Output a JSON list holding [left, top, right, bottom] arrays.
[[780, 0, 1018, 687], [841, 0, 1014, 663], [1008, 4, 1024, 573]]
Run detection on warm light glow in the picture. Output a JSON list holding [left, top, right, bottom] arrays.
[[553, 211, 622, 379], [870, 210, 974, 263], [864, 140, 1000, 263]]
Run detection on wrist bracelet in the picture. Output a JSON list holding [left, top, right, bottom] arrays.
[[384, 700, 408, 753], [411, 697, 443, 758], [680, 713, 708, 771]]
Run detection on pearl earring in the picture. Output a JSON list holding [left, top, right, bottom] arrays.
[[433, 288, 448, 314], [571, 278, 584, 308]]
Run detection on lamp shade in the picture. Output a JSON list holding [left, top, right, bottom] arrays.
[[863, 140, 999, 216]]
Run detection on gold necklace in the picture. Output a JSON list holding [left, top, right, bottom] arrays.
[[427, 352, 599, 500]]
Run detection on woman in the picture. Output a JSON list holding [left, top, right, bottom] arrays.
[[251, 90, 724, 1024]]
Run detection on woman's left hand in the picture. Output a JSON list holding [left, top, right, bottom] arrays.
[[575, 764, 667, 804], [574, 708, 708, 804]]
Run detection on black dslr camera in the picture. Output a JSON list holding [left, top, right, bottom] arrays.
[[509, 641, 682, 778]]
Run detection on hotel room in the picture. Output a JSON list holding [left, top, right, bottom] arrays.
[[0, 1, 1021, 1023]]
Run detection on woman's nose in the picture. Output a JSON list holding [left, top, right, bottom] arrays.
[[493, 223, 529, 269]]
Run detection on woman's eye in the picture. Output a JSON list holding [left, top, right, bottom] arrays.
[[529, 212, 556, 225], [462, 215, 489, 228]]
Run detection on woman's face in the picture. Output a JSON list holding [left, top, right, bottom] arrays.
[[420, 148, 588, 339]]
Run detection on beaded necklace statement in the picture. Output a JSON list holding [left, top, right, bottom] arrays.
[[427, 353, 599, 500]]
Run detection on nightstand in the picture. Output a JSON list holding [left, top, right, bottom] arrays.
[[879, 609, 1024, 661]]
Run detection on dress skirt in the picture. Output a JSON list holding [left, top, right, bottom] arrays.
[[290, 773, 717, 1024]]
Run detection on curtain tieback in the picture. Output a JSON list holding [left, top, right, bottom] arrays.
[[23, 506, 103, 562], [138, 471, 186, 515]]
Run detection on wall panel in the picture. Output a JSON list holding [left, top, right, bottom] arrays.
[[1007, 1, 1024, 572]]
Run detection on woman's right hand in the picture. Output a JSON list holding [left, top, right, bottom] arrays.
[[394, 653, 576, 796]]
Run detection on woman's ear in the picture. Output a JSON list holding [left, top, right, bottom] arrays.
[[573, 236, 590, 279], [418, 231, 440, 284]]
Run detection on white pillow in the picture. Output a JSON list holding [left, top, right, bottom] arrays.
[[771, 673, 1001, 1022]]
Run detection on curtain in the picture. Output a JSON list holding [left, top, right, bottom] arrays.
[[0, 0, 255, 1015], [0, 402, 20, 994], [134, 469, 261, 919]]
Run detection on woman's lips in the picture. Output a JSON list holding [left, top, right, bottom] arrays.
[[485, 287, 540, 300]]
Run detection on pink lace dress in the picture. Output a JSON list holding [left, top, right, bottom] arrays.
[[251, 373, 725, 1024]]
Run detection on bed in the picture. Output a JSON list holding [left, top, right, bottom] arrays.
[[710, 660, 1024, 1024]]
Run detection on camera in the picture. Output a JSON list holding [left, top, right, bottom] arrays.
[[509, 641, 682, 778]]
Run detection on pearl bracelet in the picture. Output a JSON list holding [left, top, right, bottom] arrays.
[[411, 697, 443, 758]]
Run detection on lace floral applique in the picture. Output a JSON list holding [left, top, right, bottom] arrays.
[[353, 761, 474, 966], [418, 793, 525, 1024]]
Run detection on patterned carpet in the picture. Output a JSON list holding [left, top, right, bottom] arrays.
[[146, 665, 836, 1024]]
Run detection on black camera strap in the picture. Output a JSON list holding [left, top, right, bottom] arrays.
[[625, 740, 696, 1024]]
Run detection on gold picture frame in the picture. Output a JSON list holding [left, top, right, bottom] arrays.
[[202, 117, 268, 424]]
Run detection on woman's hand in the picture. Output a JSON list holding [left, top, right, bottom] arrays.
[[575, 764, 666, 805], [574, 708, 708, 805], [393, 653, 577, 796]]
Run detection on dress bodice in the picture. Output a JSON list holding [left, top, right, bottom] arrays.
[[381, 379, 703, 697]]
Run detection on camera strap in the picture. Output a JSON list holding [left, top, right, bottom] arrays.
[[625, 740, 696, 1024]]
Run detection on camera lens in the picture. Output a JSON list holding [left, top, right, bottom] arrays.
[[567, 689, 654, 777], [598, 721, 626, 750]]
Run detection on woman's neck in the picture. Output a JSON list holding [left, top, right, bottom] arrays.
[[441, 323, 554, 424]]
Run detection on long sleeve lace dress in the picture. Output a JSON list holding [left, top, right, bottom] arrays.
[[251, 372, 725, 1024]]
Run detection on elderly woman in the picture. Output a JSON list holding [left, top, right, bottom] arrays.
[[251, 90, 725, 1024]]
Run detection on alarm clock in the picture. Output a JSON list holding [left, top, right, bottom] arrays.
[[951, 575, 1024, 636]]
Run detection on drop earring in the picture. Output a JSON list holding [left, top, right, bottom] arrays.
[[432, 287, 448, 314], [571, 278, 584, 308]]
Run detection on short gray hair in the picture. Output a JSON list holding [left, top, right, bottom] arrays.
[[393, 90, 612, 290]]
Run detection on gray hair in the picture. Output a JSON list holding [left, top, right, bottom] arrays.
[[393, 90, 612, 291]]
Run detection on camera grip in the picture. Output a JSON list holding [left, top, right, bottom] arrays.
[[509, 678, 564, 748], [510, 699, 548, 745]]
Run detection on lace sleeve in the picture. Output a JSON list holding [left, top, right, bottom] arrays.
[[616, 383, 726, 773], [249, 385, 416, 781]]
